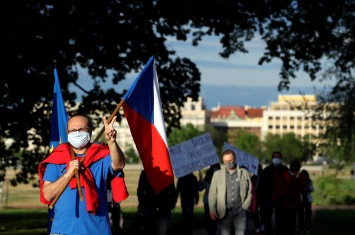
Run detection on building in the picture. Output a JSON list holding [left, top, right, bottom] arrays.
[[261, 94, 323, 142], [209, 104, 266, 144], [91, 94, 325, 158], [180, 97, 210, 127]]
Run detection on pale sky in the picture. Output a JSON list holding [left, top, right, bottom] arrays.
[[71, 36, 335, 109]]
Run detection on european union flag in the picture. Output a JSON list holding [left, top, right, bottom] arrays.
[[48, 68, 68, 235], [49, 68, 69, 152]]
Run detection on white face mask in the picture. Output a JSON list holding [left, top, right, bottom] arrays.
[[272, 158, 282, 166], [68, 131, 91, 149]]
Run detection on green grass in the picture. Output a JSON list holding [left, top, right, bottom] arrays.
[[2, 167, 355, 234], [1, 207, 355, 235]]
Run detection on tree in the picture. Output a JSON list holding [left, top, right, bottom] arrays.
[[314, 82, 355, 173], [124, 146, 140, 164], [234, 132, 263, 159], [2, 1, 355, 185], [2, 1, 202, 184], [204, 124, 227, 157], [263, 132, 303, 164], [168, 123, 204, 147]]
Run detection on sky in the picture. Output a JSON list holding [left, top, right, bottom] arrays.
[[71, 36, 335, 109]]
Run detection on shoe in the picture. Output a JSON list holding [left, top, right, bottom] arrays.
[[255, 228, 261, 233]]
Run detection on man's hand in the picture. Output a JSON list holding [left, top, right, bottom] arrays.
[[65, 160, 80, 177], [103, 116, 117, 143], [210, 211, 218, 221]]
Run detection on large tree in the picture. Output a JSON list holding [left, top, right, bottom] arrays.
[[2, 0, 355, 184]]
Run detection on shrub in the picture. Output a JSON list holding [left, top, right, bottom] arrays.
[[313, 175, 355, 205]]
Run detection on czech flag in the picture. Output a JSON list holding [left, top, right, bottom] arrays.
[[47, 68, 69, 235], [122, 57, 174, 193]]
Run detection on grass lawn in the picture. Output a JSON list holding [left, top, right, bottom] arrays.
[[1, 207, 355, 235], [1, 166, 355, 234]]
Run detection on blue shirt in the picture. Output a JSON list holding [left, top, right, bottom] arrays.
[[43, 155, 120, 235]]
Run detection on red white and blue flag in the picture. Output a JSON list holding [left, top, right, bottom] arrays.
[[122, 57, 174, 193]]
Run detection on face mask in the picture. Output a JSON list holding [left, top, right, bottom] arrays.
[[225, 162, 236, 170], [68, 131, 91, 149], [272, 158, 282, 166]]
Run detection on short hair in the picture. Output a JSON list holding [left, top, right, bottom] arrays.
[[290, 160, 301, 172], [67, 114, 92, 128], [272, 151, 282, 159], [222, 149, 235, 159]]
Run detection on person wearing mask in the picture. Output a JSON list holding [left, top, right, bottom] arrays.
[[257, 151, 289, 235], [208, 149, 252, 235], [38, 114, 128, 235], [198, 163, 221, 235]]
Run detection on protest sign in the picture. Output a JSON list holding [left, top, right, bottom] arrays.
[[169, 133, 219, 178]]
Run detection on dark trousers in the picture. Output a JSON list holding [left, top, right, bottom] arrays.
[[261, 201, 283, 235], [282, 208, 298, 235], [298, 202, 312, 232], [181, 199, 195, 233], [251, 201, 262, 229]]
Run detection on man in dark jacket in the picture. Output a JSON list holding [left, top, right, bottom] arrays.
[[136, 169, 178, 235], [177, 173, 199, 234], [257, 151, 289, 235]]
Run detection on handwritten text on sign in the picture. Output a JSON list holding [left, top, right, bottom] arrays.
[[169, 133, 219, 178]]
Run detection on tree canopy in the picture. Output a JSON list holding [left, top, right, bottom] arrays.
[[1, 0, 354, 184]]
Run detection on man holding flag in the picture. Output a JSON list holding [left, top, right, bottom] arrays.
[[39, 69, 128, 235], [47, 68, 69, 235]]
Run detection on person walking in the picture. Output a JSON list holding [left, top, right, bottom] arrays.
[[250, 164, 263, 233], [136, 169, 178, 235], [38, 114, 128, 235], [177, 172, 200, 234], [198, 163, 221, 235], [298, 169, 314, 234], [257, 151, 289, 235], [208, 149, 252, 235], [279, 160, 305, 235]]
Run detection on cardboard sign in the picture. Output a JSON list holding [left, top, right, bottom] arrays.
[[169, 133, 219, 178]]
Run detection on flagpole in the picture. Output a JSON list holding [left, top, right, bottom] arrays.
[[93, 99, 125, 143], [70, 145, 84, 200], [49, 99, 125, 209]]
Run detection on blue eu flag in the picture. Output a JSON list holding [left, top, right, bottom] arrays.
[[48, 68, 69, 234]]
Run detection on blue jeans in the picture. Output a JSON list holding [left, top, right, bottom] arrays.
[[220, 208, 246, 235]]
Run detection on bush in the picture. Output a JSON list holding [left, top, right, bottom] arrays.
[[313, 175, 355, 205]]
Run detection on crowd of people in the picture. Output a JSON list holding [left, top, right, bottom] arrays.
[[38, 113, 314, 235]]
